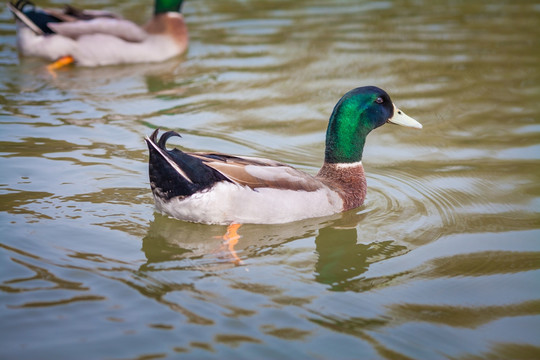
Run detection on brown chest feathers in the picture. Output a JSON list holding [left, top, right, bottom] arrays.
[[316, 162, 367, 211], [144, 13, 188, 47]]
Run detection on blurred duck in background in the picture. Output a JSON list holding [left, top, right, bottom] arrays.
[[7, 0, 188, 69]]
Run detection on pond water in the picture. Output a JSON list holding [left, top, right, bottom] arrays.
[[1, 0, 539, 359]]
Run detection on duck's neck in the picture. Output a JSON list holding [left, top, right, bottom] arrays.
[[316, 161, 367, 211], [323, 91, 374, 164], [147, 0, 187, 42]]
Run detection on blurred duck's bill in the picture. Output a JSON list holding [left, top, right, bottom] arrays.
[[388, 104, 422, 129]]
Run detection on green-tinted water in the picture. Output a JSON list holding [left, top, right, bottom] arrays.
[[1, 1, 539, 359]]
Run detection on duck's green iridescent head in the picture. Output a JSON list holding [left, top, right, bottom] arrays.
[[324, 86, 422, 164], [155, 0, 184, 14]]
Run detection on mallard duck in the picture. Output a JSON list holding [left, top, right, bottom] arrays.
[[145, 86, 422, 225], [7, 0, 188, 68]]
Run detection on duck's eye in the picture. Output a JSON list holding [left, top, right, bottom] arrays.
[[375, 97, 384, 104]]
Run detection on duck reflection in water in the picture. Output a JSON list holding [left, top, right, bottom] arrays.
[[315, 225, 407, 292], [141, 213, 329, 269], [142, 211, 408, 287]]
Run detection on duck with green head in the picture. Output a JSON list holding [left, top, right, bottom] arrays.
[[7, 0, 188, 67], [145, 86, 422, 225]]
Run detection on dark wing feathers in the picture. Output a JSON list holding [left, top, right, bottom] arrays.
[[145, 130, 325, 200], [146, 130, 232, 201], [8, 0, 120, 35], [8, 0, 60, 34]]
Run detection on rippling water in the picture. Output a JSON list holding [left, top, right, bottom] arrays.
[[1, 0, 539, 359]]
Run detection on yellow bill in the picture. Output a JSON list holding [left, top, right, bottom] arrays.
[[388, 104, 422, 129]]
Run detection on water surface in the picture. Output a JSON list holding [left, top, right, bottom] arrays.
[[1, 0, 539, 359]]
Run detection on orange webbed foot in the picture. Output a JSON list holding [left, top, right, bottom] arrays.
[[47, 55, 75, 77], [215, 223, 243, 265]]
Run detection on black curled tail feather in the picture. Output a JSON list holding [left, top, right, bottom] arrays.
[[157, 130, 181, 149], [12, 0, 34, 11], [145, 129, 231, 201]]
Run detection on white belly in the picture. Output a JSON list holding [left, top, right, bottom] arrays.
[[153, 182, 344, 225]]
